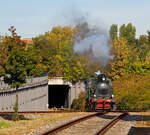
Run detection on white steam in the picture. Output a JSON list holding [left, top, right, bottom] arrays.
[[55, 8, 113, 66], [74, 23, 112, 66]]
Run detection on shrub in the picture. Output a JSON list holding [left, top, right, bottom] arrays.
[[112, 74, 150, 110], [71, 91, 86, 111], [71, 99, 79, 110]]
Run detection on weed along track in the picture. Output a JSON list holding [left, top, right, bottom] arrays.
[[40, 112, 126, 135]]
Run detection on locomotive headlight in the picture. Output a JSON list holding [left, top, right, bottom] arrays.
[[112, 94, 114, 98], [94, 94, 96, 97], [101, 83, 105, 87], [102, 77, 105, 81]]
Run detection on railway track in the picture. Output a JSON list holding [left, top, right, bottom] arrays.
[[0, 110, 148, 114], [39, 112, 128, 135], [0, 109, 80, 114], [95, 112, 128, 135], [0, 110, 142, 135], [40, 112, 107, 135], [0, 110, 138, 135]]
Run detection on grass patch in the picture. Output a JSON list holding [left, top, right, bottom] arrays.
[[0, 112, 90, 135], [0, 121, 11, 129]]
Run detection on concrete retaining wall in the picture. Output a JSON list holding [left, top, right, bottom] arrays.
[[0, 78, 48, 112], [70, 81, 86, 106], [0, 76, 86, 111]]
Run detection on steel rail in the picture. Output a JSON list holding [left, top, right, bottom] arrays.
[[95, 112, 128, 135], [0, 110, 148, 114], [0, 110, 80, 114], [40, 112, 107, 135]]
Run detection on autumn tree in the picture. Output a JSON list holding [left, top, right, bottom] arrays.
[[0, 37, 8, 77], [145, 51, 150, 63], [74, 22, 90, 41], [110, 38, 130, 79], [33, 26, 86, 81], [113, 74, 150, 110]]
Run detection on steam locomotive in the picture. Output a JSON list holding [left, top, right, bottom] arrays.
[[86, 72, 115, 111]]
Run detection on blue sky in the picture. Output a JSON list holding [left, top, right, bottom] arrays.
[[0, 0, 149, 38]]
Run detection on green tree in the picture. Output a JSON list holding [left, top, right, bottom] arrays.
[[109, 24, 118, 42], [32, 33, 55, 72], [137, 35, 150, 62], [2, 26, 41, 120], [33, 25, 86, 81], [126, 23, 136, 45], [119, 24, 126, 39], [119, 23, 136, 45], [147, 31, 150, 44]]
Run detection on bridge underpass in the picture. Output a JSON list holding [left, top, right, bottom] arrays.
[[48, 85, 70, 108]]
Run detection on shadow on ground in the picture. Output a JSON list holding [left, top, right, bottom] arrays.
[[0, 114, 30, 120], [128, 127, 150, 135], [97, 113, 150, 135], [97, 114, 141, 121]]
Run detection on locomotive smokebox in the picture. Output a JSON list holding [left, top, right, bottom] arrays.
[[97, 74, 106, 82]]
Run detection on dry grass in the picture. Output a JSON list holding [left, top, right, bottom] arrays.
[[0, 112, 91, 135]]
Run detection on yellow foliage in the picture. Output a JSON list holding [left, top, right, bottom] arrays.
[[145, 51, 150, 63], [110, 38, 130, 79], [112, 74, 150, 110]]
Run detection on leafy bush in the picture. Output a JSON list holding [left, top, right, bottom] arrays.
[[127, 62, 150, 75], [112, 74, 150, 110], [71, 91, 86, 111], [71, 99, 79, 110]]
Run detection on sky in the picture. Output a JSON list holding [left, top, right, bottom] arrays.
[[0, 0, 149, 38]]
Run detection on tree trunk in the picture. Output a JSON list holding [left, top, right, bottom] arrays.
[[16, 87, 19, 121], [13, 86, 19, 121]]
